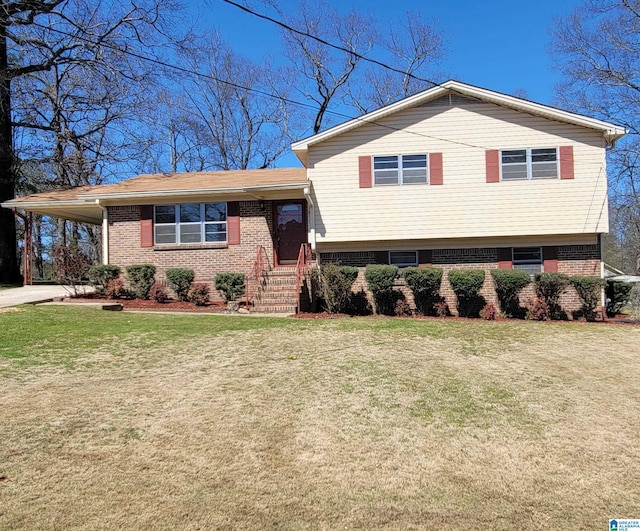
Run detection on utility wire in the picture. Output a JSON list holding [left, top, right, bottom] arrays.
[[220, 0, 443, 87], [28, 19, 490, 151]]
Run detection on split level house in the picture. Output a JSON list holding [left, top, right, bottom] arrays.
[[2, 80, 627, 313]]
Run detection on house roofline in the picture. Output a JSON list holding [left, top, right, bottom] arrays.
[[291, 80, 627, 165]]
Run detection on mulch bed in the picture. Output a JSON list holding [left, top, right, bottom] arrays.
[[61, 294, 232, 313]]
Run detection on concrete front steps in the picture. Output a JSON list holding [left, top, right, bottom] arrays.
[[252, 267, 299, 314]]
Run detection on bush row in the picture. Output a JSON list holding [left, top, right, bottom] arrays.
[[317, 263, 619, 321], [87, 264, 245, 305]]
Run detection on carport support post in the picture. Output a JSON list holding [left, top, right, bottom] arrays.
[[13, 209, 32, 285], [97, 200, 109, 264]]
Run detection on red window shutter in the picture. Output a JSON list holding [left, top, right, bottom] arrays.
[[497, 247, 512, 269], [560, 146, 574, 180], [429, 153, 443, 185], [140, 206, 153, 248], [373, 251, 388, 264], [486, 150, 500, 183], [227, 202, 240, 245], [359, 156, 372, 188], [543, 246, 559, 272], [418, 250, 432, 267]]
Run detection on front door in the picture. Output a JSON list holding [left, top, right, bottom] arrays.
[[274, 201, 306, 265]]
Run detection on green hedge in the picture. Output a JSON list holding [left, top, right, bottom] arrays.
[[125, 264, 156, 299], [214, 273, 245, 302], [166, 268, 195, 302], [534, 272, 570, 319], [570, 275, 605, 320], [490, 269, 530, 318], [448, 269, 485, 318], [365, 264, 399, 315], [319, 263, 359, 314], [88, 264, 121, 295], [606, 279, 633, 317], [403, 266, 443, 315]]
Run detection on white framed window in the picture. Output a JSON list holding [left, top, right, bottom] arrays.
[[154, 203, 227, 245], [501, 148, 558, 181], [389, 250, 418, 267], [373, 154, 427, 185], [512, 247, 543, 275]]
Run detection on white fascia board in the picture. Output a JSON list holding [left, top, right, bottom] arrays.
[[79, 182, 310, 201]]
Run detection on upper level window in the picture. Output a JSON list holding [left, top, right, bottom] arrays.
[[154, 203, 227, 245], [512, 247, 542, 275], [501, 148, 558, 181], [389, 250, 418, 267], [374, 154, 427, 185]]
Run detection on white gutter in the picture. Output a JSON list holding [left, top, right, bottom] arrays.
[[96, 200, 109, 265], [79, 182, 309, 201], [303, 185, 316, 251]]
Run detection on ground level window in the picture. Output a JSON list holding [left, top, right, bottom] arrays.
[[154, 202, 227, 245], [512, 247, 542, 275], [389, 250, 418, 267]]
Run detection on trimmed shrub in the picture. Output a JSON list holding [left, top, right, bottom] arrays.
[[88, 264, 121, 295], [214, 273, 245, 302], [394, 298, 413, 317], [571, 276, 606, 321], [525, 297, 549, 321], [106, 278, 127, 299], [490, 269, 530, 318], [188, 283, 210, 306], [51, 243, 92, 297], [534, 272, 570, 319], [149, 282, 169, 303], [166, 268, 195, 302], [479, 302, 497, 321], [403, 266, 443, 315], [448, 269, 486, 317], [606, 280, 633, 317], [365, 264, 399, 315], [319, 263, 359, 314], [125, 264, 156, 299]]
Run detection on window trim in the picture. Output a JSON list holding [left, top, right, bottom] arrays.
[[389, 250, 419, 267], [512, 246, 543, 275], [153, 202, 228, 245], [373, 154, 428, 186], [500, 147, 559, 181]]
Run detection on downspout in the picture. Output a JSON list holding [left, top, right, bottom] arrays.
[[303, 185, 316, 251], [96, 199, 109, 265]]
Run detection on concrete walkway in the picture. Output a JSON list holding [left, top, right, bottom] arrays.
[[0, 285, 89, 308]]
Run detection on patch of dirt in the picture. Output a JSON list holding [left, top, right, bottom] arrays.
[[63, 295, 233, 313]]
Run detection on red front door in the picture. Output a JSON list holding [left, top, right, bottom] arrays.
[[274, 201, 306, 264]]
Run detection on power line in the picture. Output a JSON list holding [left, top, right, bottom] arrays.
[[27, 19, 489, 151], [220, 0, 443, 87]]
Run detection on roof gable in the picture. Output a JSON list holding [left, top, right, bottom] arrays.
[[291, 80, 627, 166]]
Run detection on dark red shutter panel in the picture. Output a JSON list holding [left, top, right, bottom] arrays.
[[140, 206, 153, 248], [486, 150, 500, 183], [359, 156, 372, 188], [497, 247, 512, 269], [429, 153, 443, 185], [543, 246, 559, 272], [560, 146, 574, 180], [227, 202, 240, 245], [418, 250, 432, 267], [373, 251, 388, 264]]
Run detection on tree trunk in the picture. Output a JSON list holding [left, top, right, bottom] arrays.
[[0, 12, 21, 283]]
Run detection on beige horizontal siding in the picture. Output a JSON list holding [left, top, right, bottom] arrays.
[[308, 101, 608, 244]]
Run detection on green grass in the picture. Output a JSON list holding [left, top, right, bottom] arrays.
[[2, 306, 640, 529]]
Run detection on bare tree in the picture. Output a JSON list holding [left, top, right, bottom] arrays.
[[0, 0, 180, 283], [551, 0, 640, 272]]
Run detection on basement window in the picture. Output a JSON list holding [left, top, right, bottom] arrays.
[[389, 250, 418, 267]]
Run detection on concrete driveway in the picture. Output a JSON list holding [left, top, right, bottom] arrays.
[[0, 285, 89, 308]]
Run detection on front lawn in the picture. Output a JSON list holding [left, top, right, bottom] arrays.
[[1, 306, 639, 529]]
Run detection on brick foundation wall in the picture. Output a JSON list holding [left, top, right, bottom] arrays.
[[108, 201, 275, 301], [322, 242, 602, 317]]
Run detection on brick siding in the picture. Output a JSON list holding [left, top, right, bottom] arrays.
[[108, 201, 275, 302], [322, 243, 602, 317]]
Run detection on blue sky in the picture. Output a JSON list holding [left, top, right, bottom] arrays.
[[190, 0, 583, 165]]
